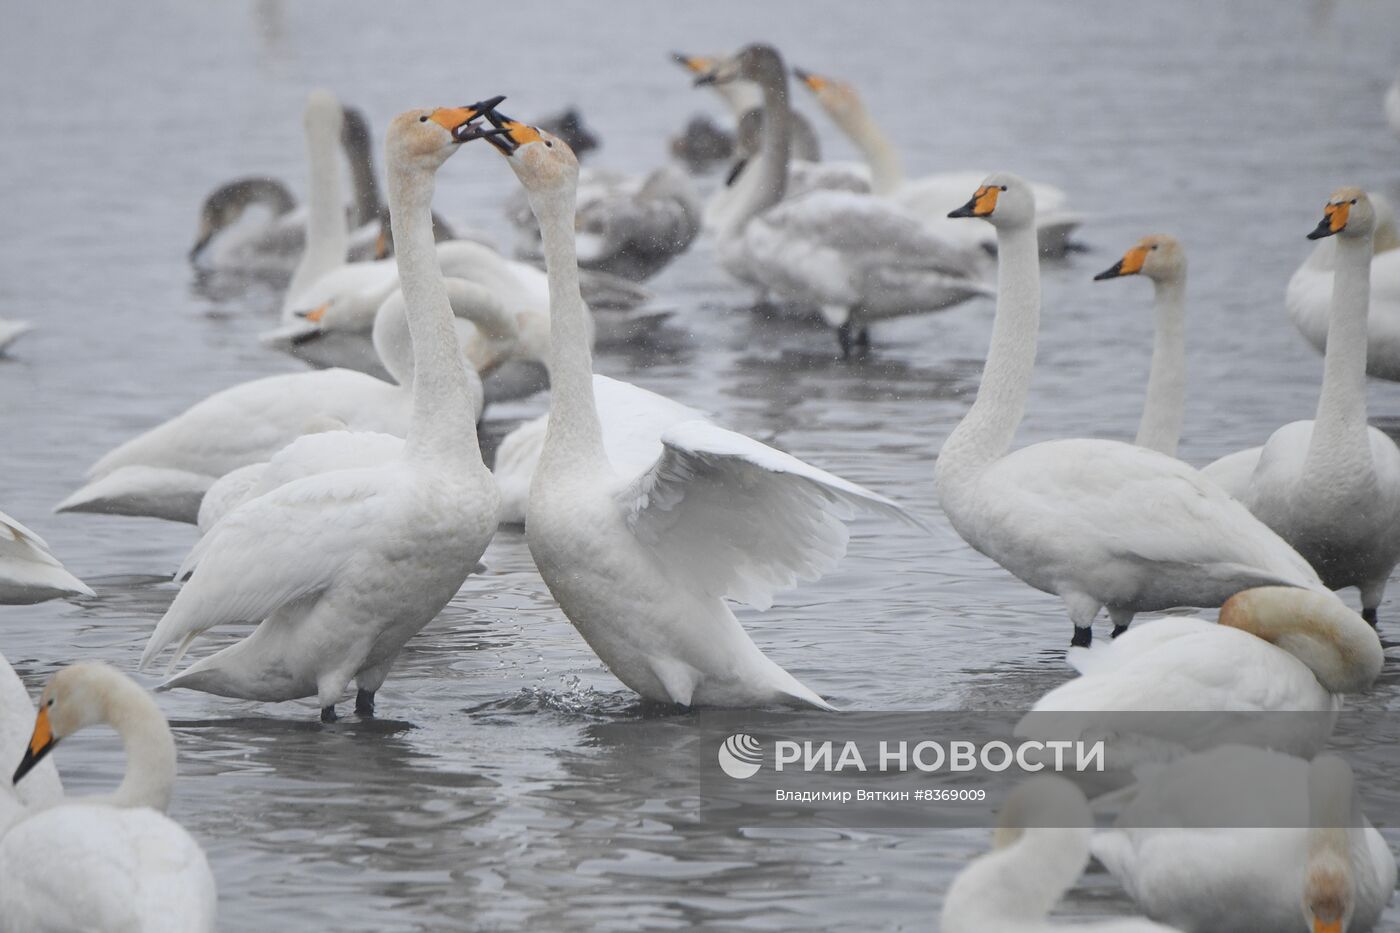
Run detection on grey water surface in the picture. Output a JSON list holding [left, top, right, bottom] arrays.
[[3, 1, 1400, 929]]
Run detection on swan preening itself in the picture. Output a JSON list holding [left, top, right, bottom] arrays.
[[467, 107, 919, 708], [1018, 587, 1383, 771], [793, 66, 1083, 256], [1, 662, 217, 932], [1094, 235, 1187, 457], [940, 775, 1177, 932], [936, 174, 1323, 646], [0, 511, 92, 605], [140, 104, 503, 721], [1205, 190, 1400, 627], [1287, 192, 1400, 383], [1093, 748, 1397, 933], [700, 44, 993, 357]]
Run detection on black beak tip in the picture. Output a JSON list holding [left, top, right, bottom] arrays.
[[13, 744, 51, 785], [670, 51, 690, 65], [1093, 263, 1124, 281], [948, 206, 975, 219], [793, 66, 810, 80], [1306, 221, 1335, 240]]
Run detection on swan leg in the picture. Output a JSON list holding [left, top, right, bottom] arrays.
[[320, 705, 338, 723], [1062, 592, 1102, 648], [1360, 579, 1386, 629], [837, 321, 854, 359], [1362, 607, 1379, 628], [1108, 607, 1134, 639], [354, 689, 376, 717]]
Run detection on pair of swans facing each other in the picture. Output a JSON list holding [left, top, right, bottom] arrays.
[[0, 658, 217, 932]]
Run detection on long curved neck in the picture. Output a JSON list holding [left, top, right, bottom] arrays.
[[936, 221, 1040, 495], [1304, 231, 1374, 483], [721, 68, 791, 237], [1220, 589, 1382, 695], [529, 179, 607, 468], [88, 678, 177, 813], [940, 830, 1086, 932], [373, 281, 521, 387], [236, 177, 296, 215], [387, 159, 482, 467], [1136, 277, 1186, 456], [711, 79, 763, 120], [287, 118, 350, 306], [837, 103, 904, 195]]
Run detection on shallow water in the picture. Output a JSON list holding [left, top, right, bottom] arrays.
[[3, 0, 1400, 929]]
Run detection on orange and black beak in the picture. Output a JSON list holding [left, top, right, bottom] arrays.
[[672, 52, 713, 76], [1307, 201, 1350, 240], [793, 67, 826, 92], [949, 185, 1001, 219], [14, 707, 56, 784], [1095, 244, 1149, 280], [427, 96, 509, 144], [476, 108, 544, 156]]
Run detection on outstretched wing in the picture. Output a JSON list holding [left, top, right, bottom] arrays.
[[141, 468, 390, 670], [616, 419, 924, 611]]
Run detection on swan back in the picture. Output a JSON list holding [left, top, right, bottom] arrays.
[[1219, 587, 1382, 694]]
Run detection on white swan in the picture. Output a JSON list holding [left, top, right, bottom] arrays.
[[0, 319, 32, 355], [936, 174, 1325, 646], [0, 511, 92, 605], [1092, 748, 1397, 933], [1205, 190, 1400, 627], [1287, 192, 1400, 382], [505, 163, 701, 282], [940, 775, 1178, 932], [794, 67, 1083, 256], [140, 105, 502, 721], [1093, 235, 1188, 456], [702, 44, 993, 357], [2, 662, 217, 932], [58, 269, 500, 525], [472, 109, 918, 708], [1017, 587, 1382, 769]]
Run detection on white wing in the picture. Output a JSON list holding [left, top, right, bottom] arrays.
[[0, 650, 62, 809], [1199, 446, 1262, 501], [142, 468, 392, 670], [0, 510, 93, 602], [616, 418, 924, 610]]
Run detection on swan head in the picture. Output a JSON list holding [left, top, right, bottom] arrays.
[[948, 172, 1035, 229], [385, 98, 504, 173], [694, 44, 786, 88], [471, 108, 579, 196], [1093, 234, 1186, 284], [1302, 754, 1359, 933], [1219, 587, 1383, 695], [1307, 187, 1376, 241], [190, 177, 292, 260], [671, 52, 718, 76], [793, 68, 863, 124], [13, 662, 128, 785]]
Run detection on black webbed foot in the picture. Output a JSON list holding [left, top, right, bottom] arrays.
[[1070, 627, 1092, 648]]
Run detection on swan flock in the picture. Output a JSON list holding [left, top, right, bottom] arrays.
[[3, 28, 1399, 933]]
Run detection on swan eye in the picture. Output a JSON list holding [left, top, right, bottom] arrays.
[[1151, 244, 1159, 250], [545, 141, 553, 148], [1350, 198, 1358, 205], [45, 698, 53, 707], [999, 185, 1008, 191], [419, 115, 428, 123]]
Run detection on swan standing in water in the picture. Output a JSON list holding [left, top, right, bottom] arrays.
[[1093, 235, 1188, 457], [793, 67, 1082, 255], [1203, 190, 1400, 627], [139, 104, 502, 721], [471, 109, 917, 708], [1287, 193, 1400, 382], [940, 775, 1178, 932], [2, 663, 216, 932], [701, 44, 992, 358], [0, 511, 92, 605], [1093, 749, 1397, 933], [937, 175, 1324, 645], [1018, 587, 1382, 768]]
